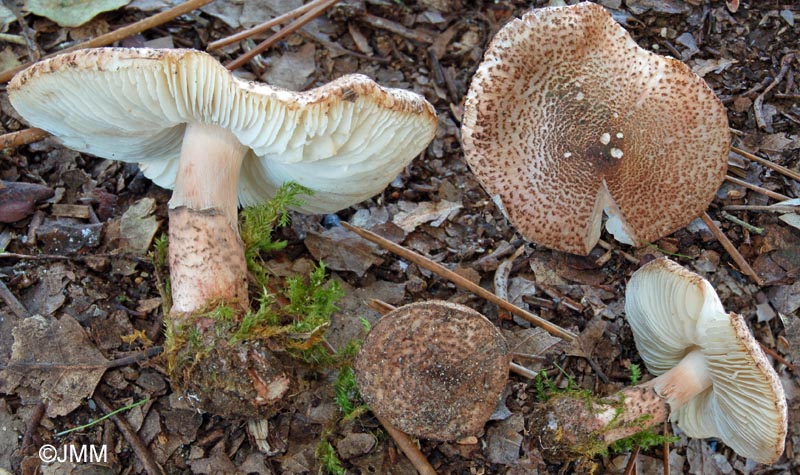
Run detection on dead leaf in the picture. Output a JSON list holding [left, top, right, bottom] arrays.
[[485, 414, 524, 465], [262, 43, 317, 91], [566, 317, 607, 358], [26, 0, 132, 27], [691, 57, 737, 77], [120, 197, 159, 255], [0, 399, 24, 470], [1, 314, 108, 417], [304, 227, 383, 277], [392, 200, 462, 233], [0, 180, 53, 223], [22, 263, 71, 317]]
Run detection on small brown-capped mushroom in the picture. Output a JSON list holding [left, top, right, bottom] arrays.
[[462, 2, 729, 255], [533, 258, 787, 464], [8, 47, 437, 416], [354, 301, 510, 441]]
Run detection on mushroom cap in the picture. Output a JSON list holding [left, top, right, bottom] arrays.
[[9, 48, 438, 214], [625, 258, 787, 464], [354, 301, 510, 441], [462, 2, 729, 255]]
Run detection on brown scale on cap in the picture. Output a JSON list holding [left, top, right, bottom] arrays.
[[354, 301, 510, 441], [462, 2, 729, 255]]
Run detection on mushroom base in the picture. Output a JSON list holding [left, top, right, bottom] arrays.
[[530, 386, 669, 461], [168, 206, 249, 316], [164, 313, 294, 417]]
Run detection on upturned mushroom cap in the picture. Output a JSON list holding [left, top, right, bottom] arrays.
[[9, 47, 438, 214], [354, 301, 510, 441], [625, 258, 787, 464], [462, 2, 729, 255]]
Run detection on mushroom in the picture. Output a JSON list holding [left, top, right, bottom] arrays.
[[533, 258, 787, 464], [461, 2, 729, 255], [354, 301, 510, 441], [9, 47, 437, 415]]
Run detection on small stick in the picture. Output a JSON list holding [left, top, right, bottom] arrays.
[[700, 213, 763, 286], [224, 0, 339, 71], [375, 414, 437, 475], [759, 342, 795, 372], [0, 128, 51, 150], [723, 204, 798, 213], [208, 0, 330, 50], [719, 211, 765, 235], [754, 53, 795, 131], [0, 279, 28, 319], [731, 146, 800, 183], [623, 445, 640, 475], [725, 175, 791, 202], [341, 222, 577, 342], [20, 402, 46, 452], [510, 361, 539, 380], [0, 0, 215, 83], [0, 33, 27, 46], [93, 393, 165, 475], [360, 13, 436, 44], [596, 239, 639, 265]]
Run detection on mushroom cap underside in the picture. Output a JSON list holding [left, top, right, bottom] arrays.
[[9, 47, 438, 214], [354, 301, 510, 441], [625, 258, 787, 464], [462, 2, 729, 255]]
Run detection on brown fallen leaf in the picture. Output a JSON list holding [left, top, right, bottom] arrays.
[[392, 200, 462, 233], [0, 180, 53, 223], [566, 317, 607, 359], [0, 314, 109, 417], [304, 227, 383, 277]]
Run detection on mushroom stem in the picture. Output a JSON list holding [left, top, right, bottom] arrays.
[[533, 349, 712, 458], [168, 123, 249, 316]]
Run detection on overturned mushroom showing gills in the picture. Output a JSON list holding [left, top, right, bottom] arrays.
[[354, 301, 510, 441], [9, 47, 437, 416], [462, 2, 729, 255], [533, 258, 786, 464]]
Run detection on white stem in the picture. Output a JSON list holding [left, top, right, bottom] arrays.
[[645, 349, 712, 410], [167, 123, 250, 315], [169, 122, 248, 228]]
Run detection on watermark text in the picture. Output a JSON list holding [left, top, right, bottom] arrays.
[[38, 444, 108, 464]]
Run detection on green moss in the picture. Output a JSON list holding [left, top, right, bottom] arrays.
[[629, 363, 642, 385], [317, 439, 346, 475]]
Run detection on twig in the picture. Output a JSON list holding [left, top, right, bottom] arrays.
[[1, 346, 163, 371], [596, 239, 639, 265], [509, 361, 539, 380], [0, 33, 27, 46], [21, 402, 46, 452], [754, 53, 795, 131], [723, 204, 799, 212], [759, 342, 795, 372], [724, 175, 790, 202], [731, 146, 800, 183], [375, 414, 437, 475], [623, 444, 640, 475], [0, 0, 215, 83], [93, 393, 165, 475], [0, 279, 29, 319], [341, 222, 577, 342], [700, 213, 763, 286], [224, 0, 339, 71], [208, 0, 330, 50], [719, 211, 765, 235], [360, 13, 436, 44], [0, 251, 151, 264], [0, 128, 51, 150]]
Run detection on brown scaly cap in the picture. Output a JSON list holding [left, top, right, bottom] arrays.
[[462, 2, 729, 255], [354, 301, 510, 441]]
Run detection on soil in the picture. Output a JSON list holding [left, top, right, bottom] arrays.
[[0, 0, 798, 474]]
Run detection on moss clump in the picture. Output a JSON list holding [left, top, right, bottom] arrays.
[[162, 182, 345, 417]]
